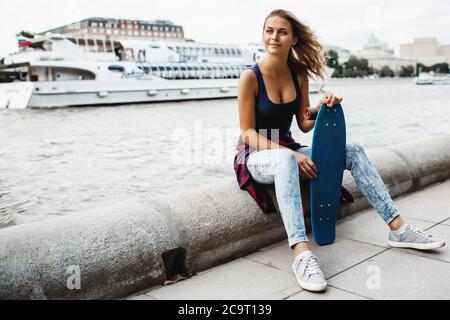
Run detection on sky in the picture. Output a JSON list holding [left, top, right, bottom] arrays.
[[1, 0, 450, 58]]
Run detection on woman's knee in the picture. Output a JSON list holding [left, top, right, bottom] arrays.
[[346, 143, 366, 169], [275, 149, 298, 173], [277, 148, 297, 163]]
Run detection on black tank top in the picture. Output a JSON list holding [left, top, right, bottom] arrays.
[[250, 62, 301, 141]]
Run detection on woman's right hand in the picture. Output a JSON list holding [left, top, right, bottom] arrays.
[[294, 152, 318, 180]]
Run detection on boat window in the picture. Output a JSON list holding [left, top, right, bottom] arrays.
[[96, 40, 104, 52], [151, 66, 158, 72], [158, 66, 165, 71], [225, 48, 231, 55], [105, 40, 113, 52], [219, 48, 225, 55], [108, 65, 125, 72], [180, 66, 186, 71], [187, 67, 193, 71], [237, 49, 242, 55], [138, 66, 150, 73]]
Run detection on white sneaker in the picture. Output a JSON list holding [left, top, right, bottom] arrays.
[[292, 250, 327, 292], [388, 224, 445, 250]]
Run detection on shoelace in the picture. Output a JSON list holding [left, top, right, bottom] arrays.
[[408, 224, 432, 239], [304, 255, 322, 276]]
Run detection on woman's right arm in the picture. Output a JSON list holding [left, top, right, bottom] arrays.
[[238, 70, 288, 151]]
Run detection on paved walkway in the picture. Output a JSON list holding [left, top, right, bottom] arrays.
[[128, 179, 450, 300]]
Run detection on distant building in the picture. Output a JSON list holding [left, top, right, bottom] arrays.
[[400, 37, 450, 65], [38, 18, 185, 42], [354, 34, 416, 73]]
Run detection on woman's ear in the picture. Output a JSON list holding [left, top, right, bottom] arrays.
[[292, 36, 298, 47]]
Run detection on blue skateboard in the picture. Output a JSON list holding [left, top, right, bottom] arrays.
[[309, 104, 346, 245]]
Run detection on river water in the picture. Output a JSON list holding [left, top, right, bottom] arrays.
[[1, 78, 449, 228]]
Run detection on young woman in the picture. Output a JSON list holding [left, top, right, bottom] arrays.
[[233, 9, 445, 292]]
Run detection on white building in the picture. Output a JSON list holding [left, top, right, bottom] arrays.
[[400, 37, 450, 65], [355, 34, 416, 73]]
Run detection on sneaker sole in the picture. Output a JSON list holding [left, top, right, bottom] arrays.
[[388, 240, 445, 250], [295, 277, 327, 292]]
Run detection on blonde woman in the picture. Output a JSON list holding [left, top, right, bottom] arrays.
[[233, 9, 445, 292]]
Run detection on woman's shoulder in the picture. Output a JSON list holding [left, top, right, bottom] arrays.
[[295, 72, 308, 90], [239, 68, 258, 91], [240, 68, 257, 81]]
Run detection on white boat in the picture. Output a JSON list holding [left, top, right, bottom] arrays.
[[415, 72, 450, 85], [0, 34, 326, 109]]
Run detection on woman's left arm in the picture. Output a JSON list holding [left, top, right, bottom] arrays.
[[296, 76, 344, 133]]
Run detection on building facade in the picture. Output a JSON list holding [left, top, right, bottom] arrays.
[[400, 37, 450, 65], [355, 34, 416, 73], [38, 18, 185, 42]]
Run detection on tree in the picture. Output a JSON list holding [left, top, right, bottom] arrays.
[[380, 66, 394, 78], [399, 65, 415, 77], [326, 50, 340, 69], [431, 63, 449, 74], [416, 62, 449, 75]]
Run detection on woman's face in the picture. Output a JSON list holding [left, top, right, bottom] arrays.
[[263, 16, 297, 56]]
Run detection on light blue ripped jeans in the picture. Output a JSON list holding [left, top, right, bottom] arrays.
[[246, 144, 400, 248]]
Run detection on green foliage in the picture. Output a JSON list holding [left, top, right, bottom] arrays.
[[399, 65, 415, 77], [380, 66, 394, 77], [417, 62, 449, 75]]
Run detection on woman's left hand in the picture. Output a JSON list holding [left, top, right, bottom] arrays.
[[319, 91, 343, 108]]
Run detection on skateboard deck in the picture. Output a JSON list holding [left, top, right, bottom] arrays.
[[310, 104, 346, 245]]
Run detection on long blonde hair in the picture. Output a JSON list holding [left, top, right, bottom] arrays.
[[264, 9, 326, 79]]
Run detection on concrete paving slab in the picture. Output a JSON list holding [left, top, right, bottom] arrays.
[[288, 286, 369, 300], [145, 258, 301, 300], [410, 180, 450, 203], [336, 209, 434, 247], [393, 195, 449, 223], [389, 224, 449, 263], [245, 237, 386, 279], [328, 250, 450, 300]]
